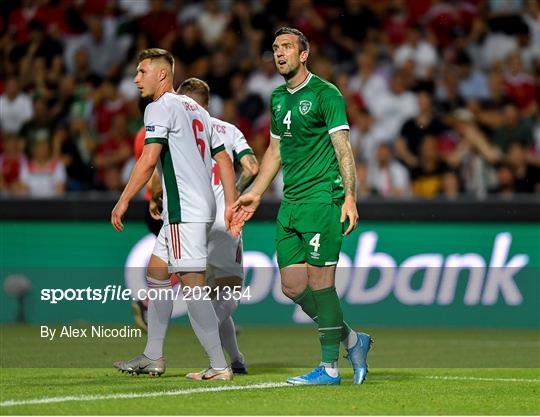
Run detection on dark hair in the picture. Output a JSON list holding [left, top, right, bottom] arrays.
[[274, 27, 309, 52], [177, 78, 210, 107], [137, 48, 174, 68]]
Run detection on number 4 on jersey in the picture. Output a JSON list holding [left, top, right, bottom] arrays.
[[309, 233, 321, 253], [283, 110, 291, 130]]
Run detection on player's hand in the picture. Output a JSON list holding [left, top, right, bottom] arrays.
[[149, 198, 162, 221], [230, 192, 261, 237], [341, 196, 358, 236], [224, 204, 235, 232], [111, 199, 129, 232]]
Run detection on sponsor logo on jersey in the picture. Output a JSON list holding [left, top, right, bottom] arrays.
[[299, 100, 312, 115], [273, 104, 282, 113], [146, 125, 155, 132], [310, 251, 320, 259]]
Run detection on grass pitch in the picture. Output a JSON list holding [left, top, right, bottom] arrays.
[[1, 325, 539, 415]]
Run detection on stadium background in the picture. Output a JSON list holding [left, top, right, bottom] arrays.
[[0, 2, 539, 415], [1, 1, 539, 336]]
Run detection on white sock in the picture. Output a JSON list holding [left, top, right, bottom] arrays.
[[219, 316, 243, 362], [186, 296, 227, 369], [342, 329, 358, 350], [212, 297, 238, 324], [143, 277, 173, 360], [212, 298, 243, 362], [320, 362, 339, 377]]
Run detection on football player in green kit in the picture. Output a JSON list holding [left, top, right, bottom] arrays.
[[231, 27, 373, 385]]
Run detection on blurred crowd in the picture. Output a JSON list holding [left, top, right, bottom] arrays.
[[0, 0, 539, 199]]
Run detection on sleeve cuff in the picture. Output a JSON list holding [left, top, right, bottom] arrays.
[[234, 148, 255, 162], [211, 144, 225, 156], [328, 125, 350, 135], [145, 137, 168, 145], [270, 131, 281, 140]]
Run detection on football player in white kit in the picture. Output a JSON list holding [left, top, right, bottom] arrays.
[[176, 78, 259, 377], [111, 49, 238, 380]]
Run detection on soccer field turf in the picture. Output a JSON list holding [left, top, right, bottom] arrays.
[[1, 325, 539, 415]]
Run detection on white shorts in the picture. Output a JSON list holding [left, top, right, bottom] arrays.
[[152, 223, 210, 273], [207, 211, 244, 284]]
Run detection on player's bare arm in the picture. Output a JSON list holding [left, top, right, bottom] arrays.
[[231, 138, 281, 235], [237, 154, 259, 193], [213, 150, 236, 231], [111, 143, 162, 232], [330, 129, 358, 235]]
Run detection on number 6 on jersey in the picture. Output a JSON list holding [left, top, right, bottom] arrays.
[[192, 119, 206, 159]]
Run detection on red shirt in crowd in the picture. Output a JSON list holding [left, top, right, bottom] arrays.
[[504, 73, 537, 110], [0, 153, 26, 186], [9, 3, 67, 43]]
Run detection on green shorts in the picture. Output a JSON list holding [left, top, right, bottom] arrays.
[[276, 200, 346, 269]]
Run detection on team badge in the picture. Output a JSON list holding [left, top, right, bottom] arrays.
[[299, 100, 312, 115]]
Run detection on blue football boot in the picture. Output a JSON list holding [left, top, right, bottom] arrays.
[[345, 332, 373, 384], [287, 366, 341, 385]]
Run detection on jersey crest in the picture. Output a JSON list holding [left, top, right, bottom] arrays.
[[299, 100, 312, 115]]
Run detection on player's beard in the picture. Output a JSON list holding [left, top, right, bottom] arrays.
[[280, 64, 300, 81]]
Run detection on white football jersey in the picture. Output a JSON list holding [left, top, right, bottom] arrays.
[[210, 117, 254, 204], [144, 92, 224, 224]]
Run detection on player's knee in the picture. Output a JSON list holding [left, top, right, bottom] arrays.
[[281, 284, 302, 300], [178, 271, 206, 288], [213, 276, 243, 289], [146, 256, 169, 280]]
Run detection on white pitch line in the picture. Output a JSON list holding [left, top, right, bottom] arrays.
[[2, 375, 540, 408], [0, 382, 290, 408], [422, 376, 540, 383]]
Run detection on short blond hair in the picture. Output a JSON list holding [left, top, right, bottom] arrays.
[[137, 48, 174, 74], [177, 78, 210, 107]]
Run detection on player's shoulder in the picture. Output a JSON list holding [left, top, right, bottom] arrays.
[[153, 91, 178, 106], [146, 92, 178, 114], [211, 116, 234, 130], [211, 116, 244, 138], [145, 96, 166, 113], [144, 97, 171, 125], [310, 74, 342, 97]]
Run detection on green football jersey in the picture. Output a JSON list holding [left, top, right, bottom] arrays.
[[270, 73, 349, 203]]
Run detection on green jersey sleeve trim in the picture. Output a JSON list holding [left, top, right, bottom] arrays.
[[211, 144, 225, 156], [270, 131, 281, 140], [328, 125, 350, 135], [145, 137, 168, 145], [160, 146, 181, 223], [234, 148, 255, 162]]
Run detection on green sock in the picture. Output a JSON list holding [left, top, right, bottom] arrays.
[[311, 286, 343, 363], [293, 287, 352, 342]]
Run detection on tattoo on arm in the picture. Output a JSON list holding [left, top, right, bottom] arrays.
[[330, 130, 357, 199], [237, 154, 259, 193]]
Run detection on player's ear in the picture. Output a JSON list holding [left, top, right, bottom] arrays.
[[300, 50, 309, 64]]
